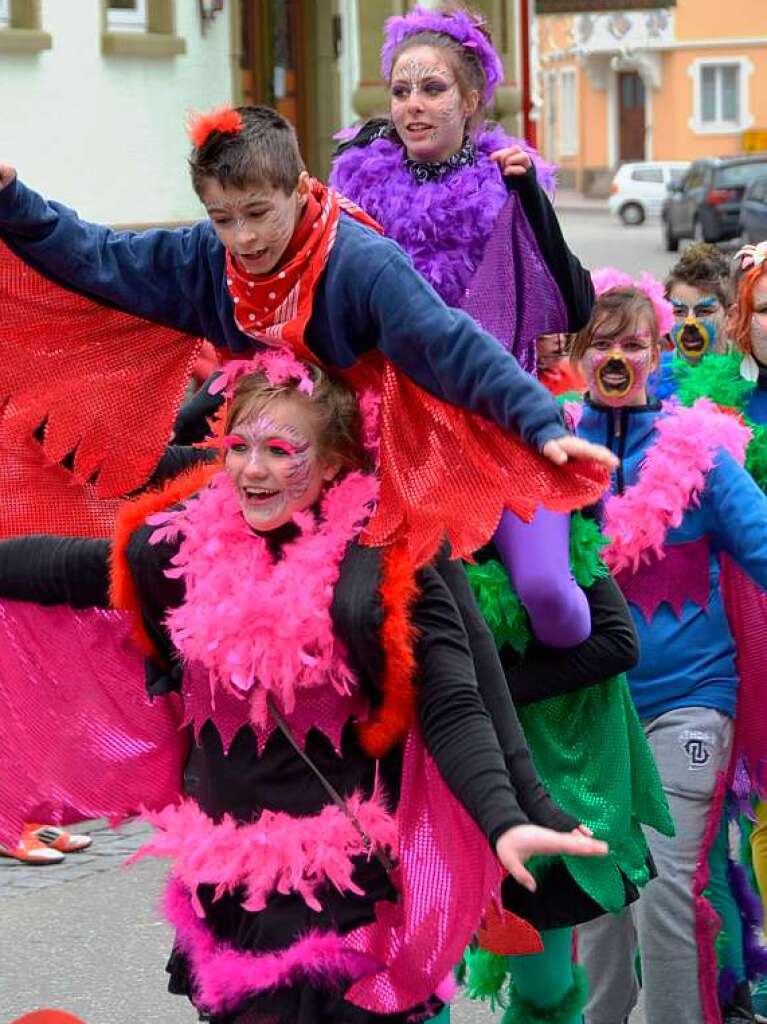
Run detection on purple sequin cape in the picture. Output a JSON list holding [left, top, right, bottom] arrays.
[[330, 129, 566, 373]]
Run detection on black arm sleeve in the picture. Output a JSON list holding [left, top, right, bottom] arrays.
[[0, 536, 111, 608], [432, 552, 578, 840], [144, 444, 217, 488], [507, 167, 595, 332], [171, 373, 225, 445], [414, 563, 529, 845], [508, 574, 639, 706], [125, 522, 186, 694]]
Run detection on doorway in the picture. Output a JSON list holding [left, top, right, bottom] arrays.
[[239, 1, 306, 149], [618, 71, 646, 162]]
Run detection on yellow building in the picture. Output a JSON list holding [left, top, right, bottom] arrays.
[[535, 0, 767, 193]]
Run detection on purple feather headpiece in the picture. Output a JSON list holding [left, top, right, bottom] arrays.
[[381, 5, 504, 106]]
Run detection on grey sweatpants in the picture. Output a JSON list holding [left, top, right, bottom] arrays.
[[577, 706, 733, 1024]]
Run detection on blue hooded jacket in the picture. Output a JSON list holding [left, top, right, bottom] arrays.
[[577, 398, 767, 720]]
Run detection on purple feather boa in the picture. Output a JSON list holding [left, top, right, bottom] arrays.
[[380, 4, 503, 105], [330, 126, 555, 310]]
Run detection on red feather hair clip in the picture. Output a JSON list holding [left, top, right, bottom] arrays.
[[186, 104, 243, 150]]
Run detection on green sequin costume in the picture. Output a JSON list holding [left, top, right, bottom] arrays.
[[467, 515, 673, 916]]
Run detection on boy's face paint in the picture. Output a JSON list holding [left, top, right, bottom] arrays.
[[390, 44, 477, 163], [224, 396, 339, 532], [751, 275, 767, 365], [201, 174, 309, 275], [582, 314, 658, 407], [668, 284, 726, 363]]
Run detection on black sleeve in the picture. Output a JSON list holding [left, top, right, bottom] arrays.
[[125, 522, 186, 694], [507, 574, 639, 706], [414, 563, 529, 845], [144, 444, 217, 488], [0, 535, 111, 608], [171, 373, 225, 445], [507, 166, 595, 332], [432, 552, 578, 839]]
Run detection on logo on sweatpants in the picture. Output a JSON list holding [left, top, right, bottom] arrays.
[[679, 729, 714, 770]]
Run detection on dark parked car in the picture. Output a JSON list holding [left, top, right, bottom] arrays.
[[662, 154, 767, 251], [740, 174, 767, 244]]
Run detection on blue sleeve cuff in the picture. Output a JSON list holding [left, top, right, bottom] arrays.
[[530, 419, 568, 452], [0, 176, 58, 237]]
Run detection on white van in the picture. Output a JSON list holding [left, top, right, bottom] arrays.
[[608, 161, 690, 225]]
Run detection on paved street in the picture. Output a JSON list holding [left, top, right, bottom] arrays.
[[0, 207, 659, 1024], [557, 204, 676, 282]]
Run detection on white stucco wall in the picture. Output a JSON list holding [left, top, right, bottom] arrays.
[[2, 1, 234, 224]]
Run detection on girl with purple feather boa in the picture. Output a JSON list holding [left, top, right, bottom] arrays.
[[331, 5, 608, 1022], [331, 1, 596, 658]]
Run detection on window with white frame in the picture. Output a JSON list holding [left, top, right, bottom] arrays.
[[0, 0, 10, 29], [689, 58, 754, 135], [559, 68, 578, 157], [544, 71, 558, 161], [106, 0, 148, 32]]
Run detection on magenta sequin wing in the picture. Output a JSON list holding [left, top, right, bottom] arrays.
[[460, 191, 568, 375], [721, 557, 767, 795], [0, 601, 187, 846], [343, 728, 502, 1013]]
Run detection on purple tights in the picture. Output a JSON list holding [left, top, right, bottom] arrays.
[[493, 507, 591, 648]]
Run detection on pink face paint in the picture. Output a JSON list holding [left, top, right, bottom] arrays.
[[582, 346, 654, 406], [221, 433, 247, 450]]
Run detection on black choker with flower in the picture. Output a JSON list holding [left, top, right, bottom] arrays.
[[405, 137, 476, 184]]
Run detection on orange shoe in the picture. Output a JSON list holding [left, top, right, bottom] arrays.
[[0, 829, 65, 864], [28, 824, 93, 853]]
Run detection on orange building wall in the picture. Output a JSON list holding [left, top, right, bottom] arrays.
[[661, 46, 767, 161], [673, 0, 761, 42], [537, 3, 767, 189]]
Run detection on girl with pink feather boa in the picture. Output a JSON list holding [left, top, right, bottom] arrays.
[[567, 271, 767, 1024], [0, 354, 608, 1024]]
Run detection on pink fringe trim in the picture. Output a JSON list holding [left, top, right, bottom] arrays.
[[692, 771, 728, 1024], [603, 399, 750, 574], [130, 791, 397, 915], [164, 877, 381, 1014], [592, 267, 675, 337]]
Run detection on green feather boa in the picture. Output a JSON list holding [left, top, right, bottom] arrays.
[[674, 351, 767, 494]]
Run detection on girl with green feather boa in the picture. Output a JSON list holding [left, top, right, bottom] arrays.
[[459, 510, 673, 1024]]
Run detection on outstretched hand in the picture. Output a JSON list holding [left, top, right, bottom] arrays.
[[496, 823, 608, 892], [489, 146, 532, 178], [0, 163, 17, 191], [542, 434, 618, 470]]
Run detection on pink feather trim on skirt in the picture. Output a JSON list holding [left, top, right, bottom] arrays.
[[164, 877, 381, 1015], [130, 790, 397, 915]]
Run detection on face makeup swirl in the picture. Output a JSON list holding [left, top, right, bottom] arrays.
[[668, 286, 726, 363], [582, 322, 657, 407], [201, 177, 307, 275], [390, 45, 476, 163], [224, 397, 339, 532]]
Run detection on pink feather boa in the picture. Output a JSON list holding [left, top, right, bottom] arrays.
[[164, 877, 381, 1014], [602, 399, 750, 574], [592, 267, 675, 338], [147, 470, 379, 727], [129, 789, 397, 916]]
